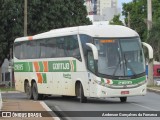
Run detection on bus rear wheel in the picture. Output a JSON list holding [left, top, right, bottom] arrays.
[[25, 82, 33, 99], [32, 82, 43, 100], [79, 83, 87, 103], [120, 97, 127, 102]]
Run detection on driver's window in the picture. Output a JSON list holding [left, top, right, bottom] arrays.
[[87, 51, 95, 73]]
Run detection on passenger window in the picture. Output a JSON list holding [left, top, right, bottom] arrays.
[[25, 41, 39, 59], [46, 38, 57, 58], [14, 42, 22, 59], [80, 34, 93, 56], [64, 35, 81, 60], [57, 37, 66, 57], [39, 39, 46, 58]]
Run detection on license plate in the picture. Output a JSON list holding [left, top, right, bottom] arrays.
[[121, 91, 129, 95]]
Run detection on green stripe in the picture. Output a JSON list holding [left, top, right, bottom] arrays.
[[42, 73, 47, 83], [29, 62, 33, 72], [39, 62, 44, 72], [73, 60, 76, 72], [101, 76, 146, 85], [113, 76, 146, 85], [14, 60, 77, 72]]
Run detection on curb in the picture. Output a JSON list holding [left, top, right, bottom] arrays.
[[0, 91, 20, 93], [40, 101, 60, 120], [147, 88, 160, 93]]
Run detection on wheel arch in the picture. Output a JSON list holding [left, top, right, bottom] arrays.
[[24, 79, 29, 92], [75, 80, 81, 96]]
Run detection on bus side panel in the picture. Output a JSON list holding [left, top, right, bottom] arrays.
[[15, 72, 31, 92], [14, 72, 23, 92], [62, 71, 89, 96]]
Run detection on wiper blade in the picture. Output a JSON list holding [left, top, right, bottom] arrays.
[[113, 48, 122, 76], [123, 54, 137, 76]]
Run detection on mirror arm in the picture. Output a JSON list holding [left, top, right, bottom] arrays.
[[86, 43, 98, 60]]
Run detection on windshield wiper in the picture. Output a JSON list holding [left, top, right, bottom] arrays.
[[123, 54, 137, 76], [113, 49, 122, 76]]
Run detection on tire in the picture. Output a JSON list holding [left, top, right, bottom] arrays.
[[120, 97, 127, 102], [25, 82, 33, 99], [32, 82, 43, 100], [79, 83, 87, 103]]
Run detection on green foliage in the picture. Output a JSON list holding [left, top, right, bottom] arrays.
[[27, 0, 91, 34], [147, 20, 160, 61], [109, 14, 124, 25], [122, 0, 147, 41], [147, 0, 160, 61], [0, 0, 91, 66], [0, 0, 23, 66], [122, 0, 160, 43]]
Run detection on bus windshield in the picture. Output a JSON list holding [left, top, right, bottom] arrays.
[[94, 37, 145, 77]]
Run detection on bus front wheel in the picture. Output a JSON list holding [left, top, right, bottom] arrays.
[[25, 82, 33, 99], [32, 82, 43, 100], [120, 97, 127, 102], [79, 83, 87, 103]]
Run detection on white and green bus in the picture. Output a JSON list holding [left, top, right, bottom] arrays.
[[14, 25, 148, 103]]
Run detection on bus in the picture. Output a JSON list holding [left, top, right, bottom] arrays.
[[13, 25, 148, 103]]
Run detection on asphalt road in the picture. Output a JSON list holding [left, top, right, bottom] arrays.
[[1, 91, 160, 120], [44, 91, 160, 120]]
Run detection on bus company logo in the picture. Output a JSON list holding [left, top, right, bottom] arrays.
[[53, 63, 70, 70], [14, 64, 23, 71], [50, 60, 76, 72], [118, 81, 132, 85]]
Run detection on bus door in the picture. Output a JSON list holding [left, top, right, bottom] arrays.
[[87, 51, 97, 97]]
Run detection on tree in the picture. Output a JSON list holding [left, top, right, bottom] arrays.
[[109, 14, 124, 25], [122, 0, 160, 42], [0, 0, 91, 81], [122, 0, 147, 41], [146, 1, 160, 61], [0, 0, 23, 66], [147, 20, 160, 61], [27, 0, 91, 35]]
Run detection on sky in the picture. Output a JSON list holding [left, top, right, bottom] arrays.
[[118, 0, 132, 9], [118, 0, 132, 21]]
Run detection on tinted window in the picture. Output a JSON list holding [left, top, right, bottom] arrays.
[[57, 37, 66, 57], [64, 35, 81, 59], [46, 38, 57, 58], [24, 41, 40, 59], [14, 35, 81, 60], [14, 42, 23, 59], [80, 34, 93, 56]]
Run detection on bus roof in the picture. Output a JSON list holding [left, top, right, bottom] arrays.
[[14, 25, 139, 42]]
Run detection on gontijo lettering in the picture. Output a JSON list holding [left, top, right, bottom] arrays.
[[53, 63, 70, 70]]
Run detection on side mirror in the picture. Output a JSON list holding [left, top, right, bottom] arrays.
[[142, 42, 153, 59], [87, 51, 96, 73], [86, 43, 98, 74], [86, 43, 98, 60]]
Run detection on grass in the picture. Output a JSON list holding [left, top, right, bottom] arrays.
[[0, 87, 15, 92]]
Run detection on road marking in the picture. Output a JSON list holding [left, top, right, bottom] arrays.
[[131, 103, 157, 111], [40, 102, 60, 120], [54, 105, 73, 120]]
